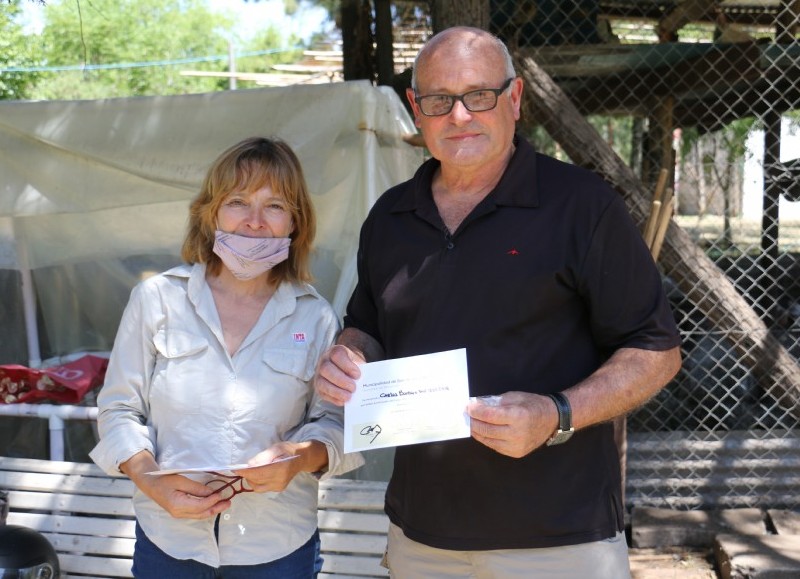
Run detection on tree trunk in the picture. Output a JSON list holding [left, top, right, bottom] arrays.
[[341, 0, 375, 82], [513, 50, 800, 421], [430, 0, 490, 33], [374, 0, 394, 86]]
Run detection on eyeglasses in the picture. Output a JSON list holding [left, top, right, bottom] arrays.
[[414, 78, 514, 117], [205, 472, 253, 501]]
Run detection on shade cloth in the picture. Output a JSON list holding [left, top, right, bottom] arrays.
[[0, 81, 422, 366]]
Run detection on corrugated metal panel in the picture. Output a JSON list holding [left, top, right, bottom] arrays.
[[626, 430, 800, 510]]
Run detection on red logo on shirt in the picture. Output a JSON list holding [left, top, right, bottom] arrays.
[[293, 332, 306, 343], [507, 249, 520, 256]]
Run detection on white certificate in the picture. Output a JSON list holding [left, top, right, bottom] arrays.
[[145, 456, 298, 477], [344, 348, 470, 453]]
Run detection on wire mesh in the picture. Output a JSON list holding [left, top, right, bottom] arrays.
[[391, 0, 800, 511]]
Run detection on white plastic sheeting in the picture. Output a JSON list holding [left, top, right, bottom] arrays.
[[0, 81, 423, 366]]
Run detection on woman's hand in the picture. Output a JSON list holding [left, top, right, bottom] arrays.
[[120, 450, 231, 519], [236, 440, 328, 492]]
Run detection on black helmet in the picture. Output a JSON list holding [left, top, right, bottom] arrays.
[[0, 525, 59, 579]]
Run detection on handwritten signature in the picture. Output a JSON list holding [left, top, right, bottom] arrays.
[[359, 424, 382, 444]]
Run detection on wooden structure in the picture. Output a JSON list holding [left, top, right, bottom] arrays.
[[522, 41, 800, 133], [0, 457, 389, 578], [514, 49, 800, 423]]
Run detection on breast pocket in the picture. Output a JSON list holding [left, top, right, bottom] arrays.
[[151, 328, 210, 415], [252, 349, 315, 427]]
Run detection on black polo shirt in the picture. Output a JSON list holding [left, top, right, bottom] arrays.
[[344, 136, 681, 550]]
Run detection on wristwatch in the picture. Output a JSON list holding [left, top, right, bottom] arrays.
[[546, 392, 574, 446]]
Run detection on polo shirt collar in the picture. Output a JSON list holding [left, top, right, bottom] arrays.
[[390, 134, 539, 216]]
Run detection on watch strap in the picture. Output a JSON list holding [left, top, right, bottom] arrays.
[[546, 392, 574, 446]]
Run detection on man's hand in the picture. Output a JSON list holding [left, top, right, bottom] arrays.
[[467, 391, 559, 458], [314, 344, 364, 406]]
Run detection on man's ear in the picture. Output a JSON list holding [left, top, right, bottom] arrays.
[[406, 88, 421, 127]]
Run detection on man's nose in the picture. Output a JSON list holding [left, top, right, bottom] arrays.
[[449, 98, 473, 121]]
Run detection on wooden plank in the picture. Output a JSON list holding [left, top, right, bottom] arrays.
[[656, 0, 718, 41], [7, 511, 135, 538], [320, 531, 387, 556], [319, 480, 387, 511], [321, 553, 389, 577], [318, 510, 389, 534], [59, 553, 133, 578], [5, 490, 135, 517], [0, 469, 135, 497], [0, 456, 116, 477], [42, 531, 135, 558]]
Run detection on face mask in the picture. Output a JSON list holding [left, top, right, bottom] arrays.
[[212, 231, 291, 280]]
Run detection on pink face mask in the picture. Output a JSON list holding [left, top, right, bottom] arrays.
[[212, 231, 291, 280]]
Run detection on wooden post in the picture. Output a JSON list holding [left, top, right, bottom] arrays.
[[430, 0, 490, 33], [375, 0, 394, 86]]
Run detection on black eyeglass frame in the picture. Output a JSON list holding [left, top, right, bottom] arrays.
[[414, 77, 515, 117]]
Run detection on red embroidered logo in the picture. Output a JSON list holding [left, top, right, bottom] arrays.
[[293, 332, 306, 343], [507, 249, 520, 256]]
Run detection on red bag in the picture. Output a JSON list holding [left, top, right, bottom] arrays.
[[0, 355, 108, 405]]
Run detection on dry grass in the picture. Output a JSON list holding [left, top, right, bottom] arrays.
[[674, 215, 800, 253]]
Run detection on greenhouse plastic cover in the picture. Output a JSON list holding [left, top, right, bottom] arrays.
[[0, 81, 423, 366]]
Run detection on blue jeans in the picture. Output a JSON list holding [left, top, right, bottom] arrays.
[[132, 521, 323, 579]]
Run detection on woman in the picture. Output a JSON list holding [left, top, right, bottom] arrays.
[[90, 137, 360, 578]]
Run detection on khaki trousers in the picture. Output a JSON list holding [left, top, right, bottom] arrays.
[[384, 523, 632, 579]]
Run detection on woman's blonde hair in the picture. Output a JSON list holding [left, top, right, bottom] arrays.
[[181, 137, 315, 285]]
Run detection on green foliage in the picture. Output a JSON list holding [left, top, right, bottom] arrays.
[[588, 115, 634, 165], [0, 1, 44, 100], [679, 118, 756, 163], [520, 115, 634, 165], [237, 26, 303, 78], [27, 0, 241, 100]]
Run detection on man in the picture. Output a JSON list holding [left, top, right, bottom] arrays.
[[315, 26, 682, 578]]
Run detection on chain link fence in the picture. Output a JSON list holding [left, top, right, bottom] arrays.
[[391, 1, 800, 511]]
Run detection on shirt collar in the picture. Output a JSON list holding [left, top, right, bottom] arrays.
[[390, 134, 539, 214], [165, 262, 316, 304]]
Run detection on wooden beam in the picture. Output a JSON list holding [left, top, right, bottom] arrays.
[[656, 0, 718, 42]]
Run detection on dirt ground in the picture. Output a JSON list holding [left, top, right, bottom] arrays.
[[629, 547, 718, 578]]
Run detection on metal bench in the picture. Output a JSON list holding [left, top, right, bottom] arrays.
[[0, 456, 389, 579]]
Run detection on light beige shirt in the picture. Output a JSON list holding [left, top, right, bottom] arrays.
[[90, 263, 361, 567]]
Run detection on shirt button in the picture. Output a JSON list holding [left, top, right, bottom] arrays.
[[446, 242, 455, 250], [223, 513, 231, 520]]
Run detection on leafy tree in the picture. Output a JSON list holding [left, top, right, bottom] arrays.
[[0, 1, 44, 100], [236, 25, 304, 80], [27, 0, 242, 100], [679, 118, 756, 247]]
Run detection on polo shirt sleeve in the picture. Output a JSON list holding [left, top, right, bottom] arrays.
[[578, 191, 681, 354]]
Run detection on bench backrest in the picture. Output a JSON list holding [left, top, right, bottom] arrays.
[[0, 456, 389, 578]]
